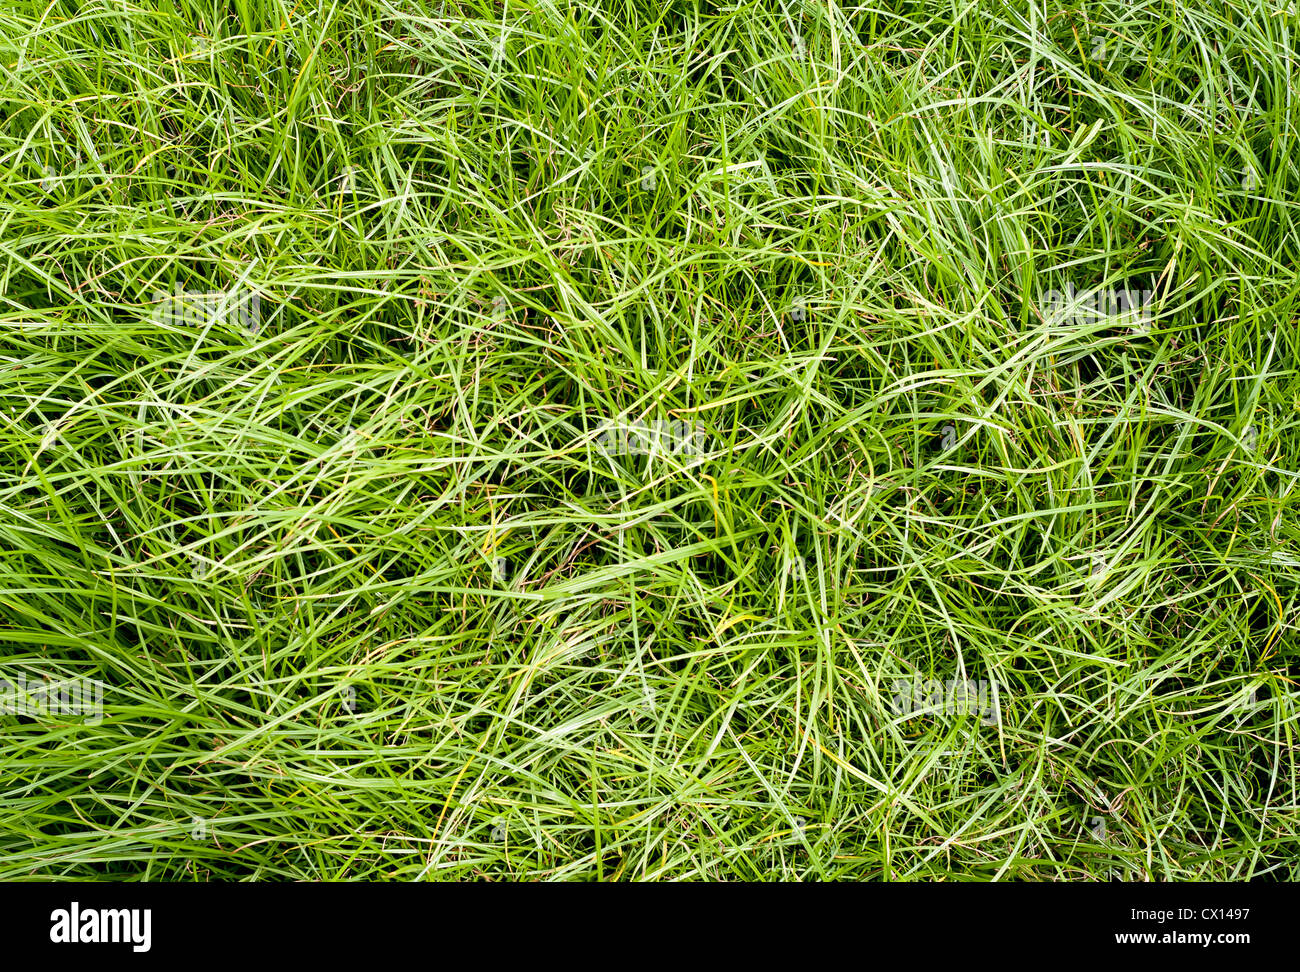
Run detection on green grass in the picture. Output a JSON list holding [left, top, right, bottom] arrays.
[[0, 0, 1297, 881]]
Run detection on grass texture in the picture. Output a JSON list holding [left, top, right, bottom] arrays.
[[0, 0, 1298, 880]]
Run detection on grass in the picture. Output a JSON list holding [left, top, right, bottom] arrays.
[[0, 0, 1297, 881]]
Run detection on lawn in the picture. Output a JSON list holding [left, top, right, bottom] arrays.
[[0, 0, 1297, 880]]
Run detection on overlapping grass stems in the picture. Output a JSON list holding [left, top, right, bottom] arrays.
[[0, 0, 1296, 880]]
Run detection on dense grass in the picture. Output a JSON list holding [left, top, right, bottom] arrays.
[[0, 0, 1297, 880]]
